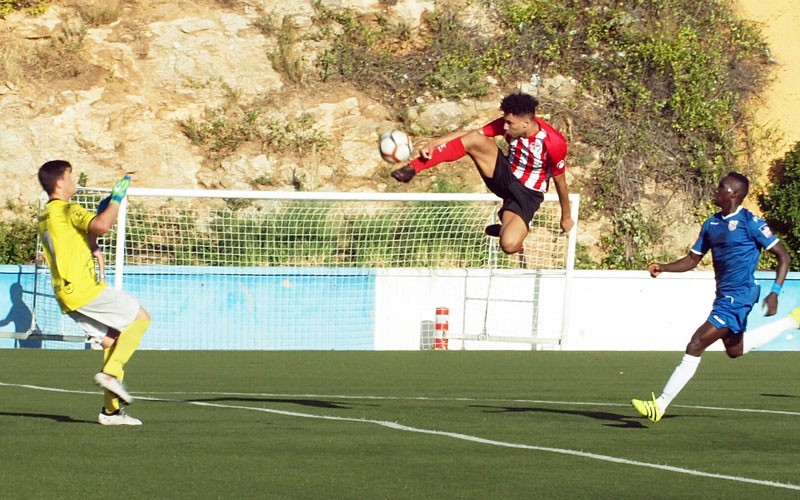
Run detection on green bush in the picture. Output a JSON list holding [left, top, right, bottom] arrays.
[[181, 106, 328, 159], [598, 203, 661, 270], [758, 142, 800, 270], [0, 0, 48, 18], [312, 0, 770, 269], [0, 207, 37, 264]]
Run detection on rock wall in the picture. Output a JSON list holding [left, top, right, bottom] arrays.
[[0, 0, 457, 204], [1, 1, 588, 201]]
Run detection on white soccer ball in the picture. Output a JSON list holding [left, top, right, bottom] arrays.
[[379, 130, 413, 164]]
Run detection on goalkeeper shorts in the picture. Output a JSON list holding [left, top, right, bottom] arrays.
[[69, 287, 140, 340]]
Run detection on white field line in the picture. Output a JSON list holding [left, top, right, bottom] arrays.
[[1, 381, 799, 492]]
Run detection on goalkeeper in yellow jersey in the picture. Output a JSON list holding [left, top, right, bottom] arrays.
[[37, 160, 151, 426]]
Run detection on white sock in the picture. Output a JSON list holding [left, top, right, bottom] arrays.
[[743, 316, 799, 354], [656, 354, 701, 410]]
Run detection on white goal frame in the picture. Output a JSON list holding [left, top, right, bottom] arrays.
[[6, 188, 580, 350]]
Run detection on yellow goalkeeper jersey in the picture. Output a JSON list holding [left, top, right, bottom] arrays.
[[38, 199, 106, 312]]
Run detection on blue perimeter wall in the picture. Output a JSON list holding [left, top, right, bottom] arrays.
[[2, 264, 799, 350], [0, 265, 375, 350]]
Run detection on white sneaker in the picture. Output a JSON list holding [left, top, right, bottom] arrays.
[[98, 408, 142, 426], [93, 372, 133, 405]]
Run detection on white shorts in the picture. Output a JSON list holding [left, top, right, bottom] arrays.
[[68, 287, 140, 340]]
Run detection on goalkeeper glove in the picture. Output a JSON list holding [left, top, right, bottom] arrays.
[[110, 175, 131, 204]]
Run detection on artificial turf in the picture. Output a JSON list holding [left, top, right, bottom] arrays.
[[1, 350, 798, 499]]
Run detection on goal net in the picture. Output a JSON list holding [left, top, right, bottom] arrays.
[[20, 188, 579, 350]]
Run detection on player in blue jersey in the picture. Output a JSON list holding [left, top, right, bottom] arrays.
[[631, 172, 791, 422]]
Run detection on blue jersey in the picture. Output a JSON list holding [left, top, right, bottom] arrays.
[[691, 207, 778, 299]]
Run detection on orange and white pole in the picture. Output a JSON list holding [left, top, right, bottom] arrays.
[[434, 307, 449, 350]]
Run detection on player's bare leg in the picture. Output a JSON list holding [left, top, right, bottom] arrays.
[[390, 129, 526, 254], [459, 131, 529, 254], [721, 331, 744, 358], [685, 322, 728, 356], [100, 328, 120, 349], [497, 210, 528, 255], [459, 130, 501, 178]]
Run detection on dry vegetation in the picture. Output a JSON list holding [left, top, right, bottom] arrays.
[[0, 0, 778, 269]]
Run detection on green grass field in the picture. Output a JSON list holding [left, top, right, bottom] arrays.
[[1, 350, 798, 499]]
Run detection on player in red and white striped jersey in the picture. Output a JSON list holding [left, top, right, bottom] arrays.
[[391, 92, 573, 254]]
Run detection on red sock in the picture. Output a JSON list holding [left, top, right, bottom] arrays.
[[410, 137, 467, 173]]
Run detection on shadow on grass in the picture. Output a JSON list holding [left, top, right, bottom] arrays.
[[761, 393, 799, 398], [0, 411, 93, 424], [471, 405, 658, 428], [170, 397, 359, 410]]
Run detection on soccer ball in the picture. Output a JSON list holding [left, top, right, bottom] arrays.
[[379, 130, 413, 164]]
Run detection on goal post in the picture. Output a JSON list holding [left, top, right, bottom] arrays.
[[15, 188, 580, 350]]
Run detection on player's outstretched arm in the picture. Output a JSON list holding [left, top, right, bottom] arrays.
[[763, 241, 791, 316], [648, 253, 702, 277], [90, 175, 130, 236], [90, 200, 120, 236], [552, 173, 573, 233]]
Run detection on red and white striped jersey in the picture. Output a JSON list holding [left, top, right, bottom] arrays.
[[482, 116, 567, 192]]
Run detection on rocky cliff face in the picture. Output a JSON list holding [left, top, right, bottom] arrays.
[[1, 0, 668, 268], [12, 0, 773, 264], [0, 0, 520, 205]]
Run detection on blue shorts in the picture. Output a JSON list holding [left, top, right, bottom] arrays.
[[706, 287, 760, 334]]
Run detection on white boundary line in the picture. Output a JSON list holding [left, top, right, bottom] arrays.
[[2, 381, 799, 492]]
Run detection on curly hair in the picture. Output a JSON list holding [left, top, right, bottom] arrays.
[[499, 93, 538, 118]]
